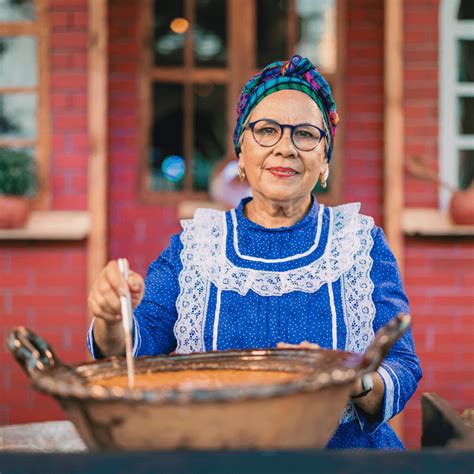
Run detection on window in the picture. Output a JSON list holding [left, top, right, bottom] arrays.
[[139, 0, 343, 204], [0, 0, 50, 207], [440, 0, 474, 209]]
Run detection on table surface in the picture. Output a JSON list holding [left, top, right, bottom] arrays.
[[0, 420, 87, 453], [0, 421, 473, 474]]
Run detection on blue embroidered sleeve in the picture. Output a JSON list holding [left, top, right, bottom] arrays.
[[87, 233, 183, 359], [354, 226, 422, 434]]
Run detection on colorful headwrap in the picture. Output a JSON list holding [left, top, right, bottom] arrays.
[[233, 55, 339, 161]]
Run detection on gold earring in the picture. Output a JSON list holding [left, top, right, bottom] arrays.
[[237, 166, 246, 182], [320, 170, 329, 189]]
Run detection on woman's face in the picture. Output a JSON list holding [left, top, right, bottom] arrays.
[[238, 90, 328, 206]]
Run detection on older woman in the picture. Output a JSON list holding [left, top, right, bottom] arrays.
[[87, 55, 421, 449]]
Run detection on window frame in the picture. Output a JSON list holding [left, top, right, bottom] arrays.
[[0, 0, 51, 208], [138, 0, 345, 206], [439, 0, 474, 209]]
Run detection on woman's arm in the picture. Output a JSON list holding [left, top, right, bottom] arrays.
[[351, 225, 422, 430], [87, 233, 184, 359], [350, 372, 384, 415]]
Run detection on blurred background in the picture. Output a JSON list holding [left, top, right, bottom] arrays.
[[0, 0, 473, 449]]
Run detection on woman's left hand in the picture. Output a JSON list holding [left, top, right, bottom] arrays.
[[276, 340, 320, 350], [350, 372, 384, 415]]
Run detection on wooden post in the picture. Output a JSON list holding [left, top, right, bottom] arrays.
[[227, 0, 255, 154], [87, 0, 108, 296], [36, 0, 51, 209], [384, 0, 404, 439]]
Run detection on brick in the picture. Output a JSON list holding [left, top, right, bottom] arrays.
[[51, 133, 67, 153], [50, 93, 72, 110], [72, 173, 88, 191], [72, 11, 88, 29], [8, 252, 67, 270], [0, 272, 30, 288], [51, 52, 72, 70], [53, 195, 87, 209], [51, 32, 88, 50], [405, 9, 438, 26], [70, 93, 87, 110], [52, 114, 87, 131], [51, 73, 87, 90], [50, 10, 72, 29], [71, 52, 88, 69], [34, 271, 85, 287]]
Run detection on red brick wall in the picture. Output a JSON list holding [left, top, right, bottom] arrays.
[[107, 1, 180, 274], [0, 0, 89, 425], [404, 0, 439, 207], [402, 0, 474, 449], [343, 0, 384, 224], [403, 238, 474, 448], [50, 0, 89, 210]]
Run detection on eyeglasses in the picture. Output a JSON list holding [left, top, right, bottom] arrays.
[[246, 118, 327, 152]]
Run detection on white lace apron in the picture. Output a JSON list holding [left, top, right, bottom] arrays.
[[173, 203, 376, 424]]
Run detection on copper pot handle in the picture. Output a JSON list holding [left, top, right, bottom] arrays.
[[7, 326, 60, 378], [361, 313, 411, 373]]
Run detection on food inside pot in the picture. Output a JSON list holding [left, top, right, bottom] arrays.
[[91, 369, 300, 390]]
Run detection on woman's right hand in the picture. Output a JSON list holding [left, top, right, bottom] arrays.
[[88, 260, 145, 323], [88, 260, 145, 356]]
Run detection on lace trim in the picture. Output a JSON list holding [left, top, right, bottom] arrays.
[[193, 204, 364, 297], [229, 204, 324, 263], [174, 218, 210, 353], [342, 213, 375, 354], [174, 203, 375, 357]]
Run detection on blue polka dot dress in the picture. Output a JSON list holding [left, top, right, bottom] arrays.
[[88, 197, 422, 449]]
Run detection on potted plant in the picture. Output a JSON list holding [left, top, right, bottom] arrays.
[[0, 147, 37, 228]]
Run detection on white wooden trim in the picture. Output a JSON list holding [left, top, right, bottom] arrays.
[[454, 83, 474, 95], [453, 23, 474, 38], [439, 0, 474, 209], [440, 0, 458, 209], [0, 211, 90, 240], [455, 136, 474, 148]]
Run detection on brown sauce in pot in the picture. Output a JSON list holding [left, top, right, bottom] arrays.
[[93, 369, 299, 390]]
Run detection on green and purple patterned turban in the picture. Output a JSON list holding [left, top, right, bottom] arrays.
[[233, 54, 339, 161]]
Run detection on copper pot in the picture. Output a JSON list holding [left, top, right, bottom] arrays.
[[8, 314, 410, 451]]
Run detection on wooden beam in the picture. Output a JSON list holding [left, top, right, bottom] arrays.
[[137, 0, 153, 194], [183, 0, 195, 191], [151, 67, 229, 84], [87, 0, 108, 298], [227, 0, 255, 154], [0, 86, 37, 93], [330, 0, 347, 206], [384, 0, 404, 439], [0, 22, 37, 35], [35, 0, 51, 209]]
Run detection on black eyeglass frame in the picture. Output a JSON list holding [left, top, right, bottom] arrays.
[[246, 118, 328, 152]]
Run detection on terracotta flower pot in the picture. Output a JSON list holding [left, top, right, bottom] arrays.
[[0, 194, 31, 228], [449, 186, 474, 226]]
